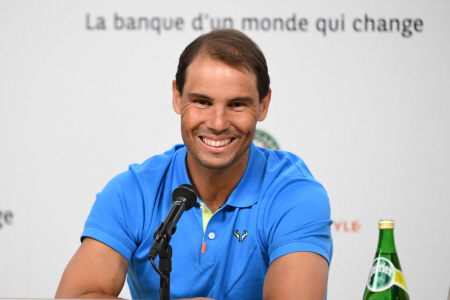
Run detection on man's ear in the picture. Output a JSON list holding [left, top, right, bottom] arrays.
[[172, 80, 181, 114], [257, 89, 272, 122]]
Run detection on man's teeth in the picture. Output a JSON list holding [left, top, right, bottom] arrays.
[[202, 137, 232, 147]]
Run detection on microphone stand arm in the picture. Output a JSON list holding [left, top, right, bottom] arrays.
[[148, 194, 197, 300], [149, 219, 178, 300], [159, 244, 172, 300]]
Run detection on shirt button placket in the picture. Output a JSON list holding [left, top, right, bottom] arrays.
[[201, 219, 217, 266]]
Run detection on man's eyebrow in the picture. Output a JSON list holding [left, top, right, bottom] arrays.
[[186, 93, 255, 103], [187, 93, 213, 100], [228, 97, 254, 103]]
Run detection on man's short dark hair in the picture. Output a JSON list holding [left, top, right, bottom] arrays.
[[175, 29, 270, 102]]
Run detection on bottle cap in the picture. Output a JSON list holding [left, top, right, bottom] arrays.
[[379, 220, 395, 229]]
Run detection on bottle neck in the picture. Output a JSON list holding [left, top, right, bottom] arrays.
[[376, 229, 397, 254]]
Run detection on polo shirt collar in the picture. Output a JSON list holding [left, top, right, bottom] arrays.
[[224, 143, 266, 208], [172, 143, 267, 208]]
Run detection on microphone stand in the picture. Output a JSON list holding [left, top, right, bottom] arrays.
[[158, 244, 172, 300], [148, 184, 198, 300], [149, 220, 175, 300]]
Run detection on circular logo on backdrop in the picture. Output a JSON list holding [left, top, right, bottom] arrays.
[[253, 129, 280, 150]]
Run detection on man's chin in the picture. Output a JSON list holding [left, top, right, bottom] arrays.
[[197, 158, 235, 170]]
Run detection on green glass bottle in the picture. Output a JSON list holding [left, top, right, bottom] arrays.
[[363, 220, 409, 300]]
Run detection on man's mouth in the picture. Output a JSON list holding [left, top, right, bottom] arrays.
[[201, 137, 233, 147]]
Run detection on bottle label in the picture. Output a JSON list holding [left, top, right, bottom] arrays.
[[366, 257, 408, 293]]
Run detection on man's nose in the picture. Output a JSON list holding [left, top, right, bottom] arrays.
[[206, 106, 230, 133]]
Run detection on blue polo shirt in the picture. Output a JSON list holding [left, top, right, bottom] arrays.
[[82, 143, 332, 300]]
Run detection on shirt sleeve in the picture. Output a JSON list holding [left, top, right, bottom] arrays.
[[260, 176, 333, 265], [81, 170, 145, 262]]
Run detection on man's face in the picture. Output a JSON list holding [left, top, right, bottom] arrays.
[[173, 56, 271, 170]]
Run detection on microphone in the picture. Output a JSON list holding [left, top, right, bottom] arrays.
[[148, 184, 197, 260]]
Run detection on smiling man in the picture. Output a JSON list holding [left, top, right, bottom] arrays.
[[56, 29, 332, 300]]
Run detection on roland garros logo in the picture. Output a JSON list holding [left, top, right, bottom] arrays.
[[253, 129, 280, 150]]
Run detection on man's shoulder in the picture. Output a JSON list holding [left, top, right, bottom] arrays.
[[130, 144, 186, 174], [256, 146, 315, 181], [102, 144, 186, 196], [254, 146, 328, 205]]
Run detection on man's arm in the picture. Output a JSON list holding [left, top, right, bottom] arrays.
[[55, 237, 129, 299], [263, 252, 329, 300], [56, 238, 216, 300]]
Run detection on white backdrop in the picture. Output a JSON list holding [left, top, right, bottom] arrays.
[[1, 1, 449, 299]]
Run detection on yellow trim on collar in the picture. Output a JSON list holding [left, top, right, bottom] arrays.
[[200, 203, 220, 233]]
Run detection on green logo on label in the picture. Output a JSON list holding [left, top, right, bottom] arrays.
[[367, 257, 395, 292], [253, 129, 280, 150]]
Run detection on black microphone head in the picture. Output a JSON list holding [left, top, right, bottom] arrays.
[[172, 184, 197, 210]]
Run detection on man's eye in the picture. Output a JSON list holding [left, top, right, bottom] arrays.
[[195, 100, 209, 106], [232, 102, 245, 108]]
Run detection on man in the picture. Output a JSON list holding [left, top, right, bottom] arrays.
[[55, 29, 332, 300]]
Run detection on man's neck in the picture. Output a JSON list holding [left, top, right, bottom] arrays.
[[186, 150, 249, 213]]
